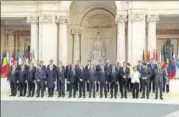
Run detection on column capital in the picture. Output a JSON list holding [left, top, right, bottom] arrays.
[[39, 15, 52, 24], [115, 15, 127, 23], [129, 14, 145, 22], [56, 16, 68, 24], [27, 16, 38, 24], [147, 15, 160, 23]]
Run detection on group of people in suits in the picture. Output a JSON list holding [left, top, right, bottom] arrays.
[[7, 58, 169, 100]]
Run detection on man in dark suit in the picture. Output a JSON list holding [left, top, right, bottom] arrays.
[[78, 66, 86, 98], [104, 60, 112, 92], [8, 65, 18, 96], [154, 63, 166, 100], [119, 62, 130, 98], [141, 62, 152, 99], [115, 62, 122, 93], [57, 62, 66, 97], [99, 66, 108, 98], [110, 65, 118, 98], [35, 64, 46, 98], [85, 60, 91, 92], [17, 65, 26, 97], [67, 64, 77, 98], [148, 58, 157, 93], [75, 60, 81, 92], [65, 64, 71, 91], [27, 63, 36, 97], [96, 60, 103, 92], [137, 60, 143, 92]]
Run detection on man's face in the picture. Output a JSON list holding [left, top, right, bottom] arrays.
[[106, 60, 110, 64], [88, 61, 91, 64], [12, 65, 16, 70], [50, 60, 53, 64], [72, 64, 75, 69]]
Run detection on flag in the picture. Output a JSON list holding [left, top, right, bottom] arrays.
[[10, 52, 15, 66], [159, 47, 163, 63], [1, 56, 8, 78], [146, 50, 150, 62], [169, 60, 176, 79], [156, 51, 158, 62], [142, 49, 147, 61]]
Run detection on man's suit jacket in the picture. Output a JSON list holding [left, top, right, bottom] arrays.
[[119, 67, 130, 80], [57, 67, 66, 83], [154, 68, 166, 85]]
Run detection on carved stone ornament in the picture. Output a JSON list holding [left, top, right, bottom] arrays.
[[56, 16, 68, 24], [129, 14, 145, 22], [115, 15, 127, 23], [147, 15, 160, 23], [27, 16, 38, 24], [39, 15, 52, 24]]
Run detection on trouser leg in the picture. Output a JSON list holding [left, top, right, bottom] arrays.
[[136, 83, 139, 99], [124, 80, 128, 98], [100, 82, 103, 98], [61, 83, 65, 97], [92, 82, 96, 98], [89, 82, 92, 97], [114, 83, 118, 98], [104, 83, 107, 98], [159, 83, 163, 99], [36, 82, 40, 97], [110, 83, 114, 98], [69, 83, 72, 97], [40, 80, 45, 97], [132, 83, 135, 98]]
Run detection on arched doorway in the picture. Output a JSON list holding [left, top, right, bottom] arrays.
[[68, 1, 117, 65]]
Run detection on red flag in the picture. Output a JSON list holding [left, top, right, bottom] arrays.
[[147, 50, 150, 62], [156, 51, 158, 61]]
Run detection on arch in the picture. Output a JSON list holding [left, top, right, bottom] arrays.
[[80, 7, 115, 26]]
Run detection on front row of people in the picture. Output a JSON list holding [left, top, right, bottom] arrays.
[[7, 62, 168, 100]]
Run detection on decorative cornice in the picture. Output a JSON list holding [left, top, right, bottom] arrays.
[[27, 16, 38, 24], [115, 15, 127, 23], [147, 15, 160, 23], [39, 15, 52, 24], [56, 16, 68, 24], [129, 14, 145, 22]]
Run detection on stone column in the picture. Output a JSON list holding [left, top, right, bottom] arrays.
[[39, 15, 58, 65], [73, 28, 80, 64], [116, 15, 127, 63], [128, 13, 146, 65], [27, 16, 39, 62], [147, 15, 159, 52], [56, 16, 68, 65]]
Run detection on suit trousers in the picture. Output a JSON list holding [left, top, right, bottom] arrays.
[[28, 81, 35, 97], [141, 79, 149, 98], [69, 83, 76, 98], [58, 81, 65, 97], [48, 88, 54, 97], [10, 81, 17, 96], [89, 81, 95, 98], [149, 75, 155, 93], [79, 81, 85, 98], [100, 82, 107, 98], [19, 82, 26, 96], [120, 79, 128, 98], [132, 82, 139, 99], [155, 82, 163, 99], [110, 82, 118, 98], [36, 80, 45, 97]]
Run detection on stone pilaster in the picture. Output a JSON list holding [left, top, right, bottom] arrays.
[[147, 15, 160, 54], [56, 16, 68, 65], [27, 16, 39, 63], [38, 15, 58, 65], [128, 13, 146, 65], [116, 15, 127, 63]]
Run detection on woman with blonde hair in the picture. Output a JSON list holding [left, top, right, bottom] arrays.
[[130, 66, 141, 99]]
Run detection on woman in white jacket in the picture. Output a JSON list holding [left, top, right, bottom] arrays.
[[130, 67, 141, 99]]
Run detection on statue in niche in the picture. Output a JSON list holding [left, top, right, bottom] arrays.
[[163, 39, 174, 63], [90, 31, 106, 63]]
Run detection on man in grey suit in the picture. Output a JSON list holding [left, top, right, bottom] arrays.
[[154, 63, 166, 100]]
